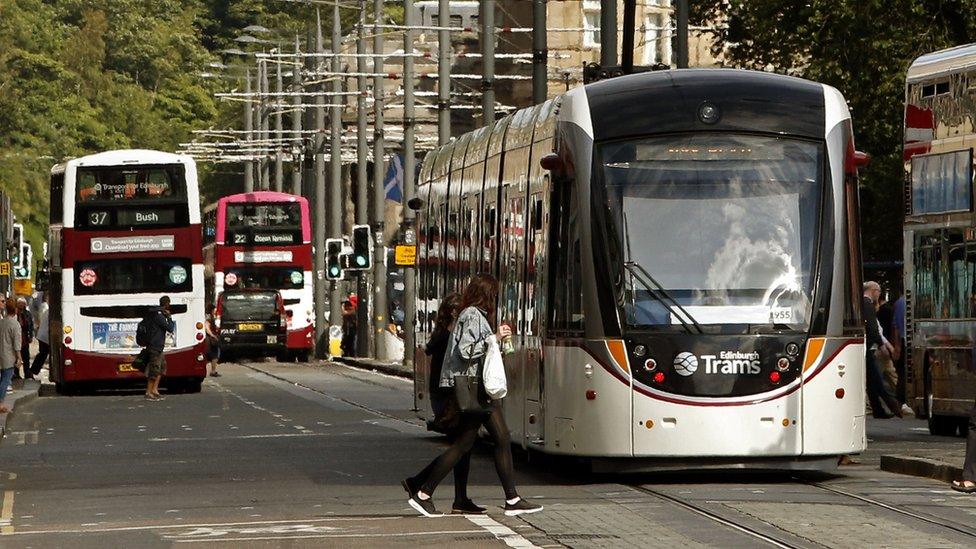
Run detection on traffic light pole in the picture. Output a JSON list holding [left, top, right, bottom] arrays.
[[328, 1, 344, 354], [372, 0, 388, 361], [313, 10, 328, 357], [355, 2, 371, 358]]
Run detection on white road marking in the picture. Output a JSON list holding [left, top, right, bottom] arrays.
[[0, 490, 14, 533], [338, 364, 412, 384], [149, 433, 328, 442], [0, 516, 402, 536], [168, 530, 485, 543], [465, 515, 540, 549]]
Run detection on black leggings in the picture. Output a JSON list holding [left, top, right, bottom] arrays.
[[418, 401, 517, 500]]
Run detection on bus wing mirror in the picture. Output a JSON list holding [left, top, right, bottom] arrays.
[[853, 151, 871, 168], [540, 153, 563, 172], [407, 197, 424, 211]]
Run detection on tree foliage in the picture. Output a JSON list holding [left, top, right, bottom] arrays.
[[692, 1, 976, 262], [0, 0, 336, 253]]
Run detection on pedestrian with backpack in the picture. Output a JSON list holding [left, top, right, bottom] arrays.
[[138, 296, 176, 401]]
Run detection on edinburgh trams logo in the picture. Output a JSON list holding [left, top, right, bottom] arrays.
[[673, 351, 762, 376], [673, 352, 699, 376]]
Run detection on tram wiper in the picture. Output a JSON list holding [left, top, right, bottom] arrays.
[[623, 261, 704, 335]]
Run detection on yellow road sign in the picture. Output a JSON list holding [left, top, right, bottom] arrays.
[[0, 261, 9, 277], [394, 245, 416, 266]]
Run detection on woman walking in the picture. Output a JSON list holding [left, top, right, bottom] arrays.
[[404, 274, 542, 517], [402, 293, 485, 514]]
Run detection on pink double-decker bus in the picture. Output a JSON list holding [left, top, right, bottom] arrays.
[[47, 150, 208, 394], [203, 191, 314, 361]]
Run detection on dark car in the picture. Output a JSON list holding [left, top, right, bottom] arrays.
[[215, 289, 287, 360]]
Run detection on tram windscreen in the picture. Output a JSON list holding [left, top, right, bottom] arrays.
[[599, 134, 823, 328]]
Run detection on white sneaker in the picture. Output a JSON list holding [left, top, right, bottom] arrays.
[[901, 404, 914, 416]]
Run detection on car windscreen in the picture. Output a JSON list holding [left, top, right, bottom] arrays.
[[221, 293, 279, 321]]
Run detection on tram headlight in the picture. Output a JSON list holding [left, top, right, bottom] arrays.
[[632, 344, 647, 358], [776, 357, 790, 371], [785, 342, 800, 358], [698, 101, 721, 125]]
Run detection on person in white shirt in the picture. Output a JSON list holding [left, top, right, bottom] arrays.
[[29, 293, 49, 377]]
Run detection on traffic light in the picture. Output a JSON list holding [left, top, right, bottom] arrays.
[[10, 223, 23, 268], [326, 238, 343, 280], [351, 225, 372, 270], [14, 243, 30, 279]]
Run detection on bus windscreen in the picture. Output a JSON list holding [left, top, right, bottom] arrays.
[[225, 203, 303, 245]]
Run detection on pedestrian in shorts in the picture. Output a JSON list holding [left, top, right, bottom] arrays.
[[144, 296, 176, 401], [205, 312, 221, 377]]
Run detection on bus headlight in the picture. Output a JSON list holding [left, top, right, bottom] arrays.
[[64, 359, 73, 366], [64, 325, 73, 334]]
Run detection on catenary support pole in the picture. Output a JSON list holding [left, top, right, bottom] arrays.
[[356, 1, 371, 358], [372, 0, 388, 360], [244, 68, 254, 192], [403, 0, 417, 375], [438, 0, 451, 145], [532, 0, 547, 104], [600, 0, 617, 67], [329, 1, 344, 354], [313, 9, 328, 356], [260, 59, 271, 189], [274, 59, 284, 192], [480, 0, 495, 123], [621, 0, 636, 74], [291, 36, 303, 196], [676, 0, 689, 68]]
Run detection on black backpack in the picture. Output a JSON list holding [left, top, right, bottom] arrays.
[[136, 313, 153, 347]]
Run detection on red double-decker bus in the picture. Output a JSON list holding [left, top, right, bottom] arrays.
[[47, 150, 208, 394], [203, 191, 314, 361]]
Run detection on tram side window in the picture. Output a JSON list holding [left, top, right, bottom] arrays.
[[548, 181, 583, 333]]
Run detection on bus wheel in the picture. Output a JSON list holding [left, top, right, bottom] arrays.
[[183, 378, 203, 394], [55, 382, 75, 396], [928, 414, 958, 436], [298, 350, 311, 363]]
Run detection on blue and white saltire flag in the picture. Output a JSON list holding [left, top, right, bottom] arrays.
[[383, 154, 404, 202]]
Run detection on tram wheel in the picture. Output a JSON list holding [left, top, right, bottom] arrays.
[[928, 414, 958, 436]]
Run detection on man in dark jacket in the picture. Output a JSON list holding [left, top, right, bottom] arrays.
[[144, 296, 176, 401], [863, 281, 902, 418]]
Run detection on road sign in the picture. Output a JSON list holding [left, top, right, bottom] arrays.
[[0, 261, 9, 276], [394, 245, 416, 266]]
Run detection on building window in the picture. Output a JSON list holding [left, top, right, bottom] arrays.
[[583, 3, 601, 48], [643, 13, 671, 65]]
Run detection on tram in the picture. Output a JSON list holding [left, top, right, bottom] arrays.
[[412, 69, 868, 470]]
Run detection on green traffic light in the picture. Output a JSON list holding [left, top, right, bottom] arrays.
[[329, 267, 340, 276], [356, 256, 366, 267]]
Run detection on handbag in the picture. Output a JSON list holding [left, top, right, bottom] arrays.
[[483, 337, 507, 400], [454, 367, 490, 414]]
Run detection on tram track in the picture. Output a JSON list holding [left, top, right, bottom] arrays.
[[627, 485, 807, 549], [798, 479, 976, 540]]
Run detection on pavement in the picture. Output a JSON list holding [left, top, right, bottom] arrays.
[[333, 356, 412, 379], [0, 376, 40, 440], [1, 359, 975, 548]]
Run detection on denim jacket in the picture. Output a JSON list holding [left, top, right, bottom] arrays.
[[439, 306, 494, 388]]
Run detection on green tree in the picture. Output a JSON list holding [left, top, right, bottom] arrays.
[[692, 0, 975, 263]]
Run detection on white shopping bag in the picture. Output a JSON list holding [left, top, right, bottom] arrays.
[[483, 336, 508, 400]]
